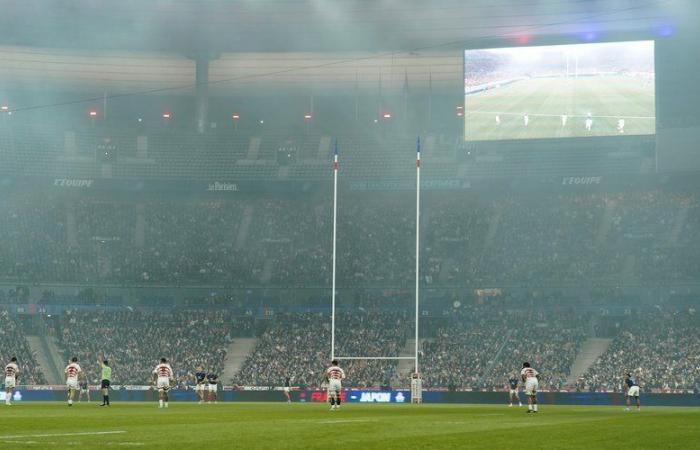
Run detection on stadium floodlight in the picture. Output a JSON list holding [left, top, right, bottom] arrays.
[[382, 112, 392, 120], [303, 113, 312, 121], [232, 114, 240, 121], [0, 105, 8, 112], [162, 112, 171, 119], [89, 110, 98, 118]]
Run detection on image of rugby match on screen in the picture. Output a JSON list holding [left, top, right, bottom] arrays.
[[464, 40, 655, 141]]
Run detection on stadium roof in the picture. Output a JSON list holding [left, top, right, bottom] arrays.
[[0, 0, 688, 95], [0, 0, 679, 53]]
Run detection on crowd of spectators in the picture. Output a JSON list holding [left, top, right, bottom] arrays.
[[235, 309, 410, 388], [0, 191, 697, 288], [489, 309, 588, 391], [0, 311, 46, 384], [577, 309, 700, 393], [420, 305, 508, 389], [420, 305, 587, 390], [51, 309, 233, 386], [0, 304, 696, 391]]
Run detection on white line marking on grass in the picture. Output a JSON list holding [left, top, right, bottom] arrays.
[[1, 431, 126, 440], [317, 419, 375, 424]]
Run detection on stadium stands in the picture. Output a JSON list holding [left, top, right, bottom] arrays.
[[235, 309, 409, 388], [50, 310, 233, 385], [0, 311, 46, 384], [578, 310, 700, 393], [0, 190, 696, 287], [0, 303, 695, 391]]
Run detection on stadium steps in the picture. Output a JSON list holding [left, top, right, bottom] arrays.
[[621, 255, 637, 283], [595, 202, 616, 246], [224, 338, 258, 383], [135, 204, 146, 247], [480, 329, 513, 384], [484, 204, 503, 248], [46, 336, 69, 384], [26, 336, 62, 385], [234, 206, 254, 251], [396, 338, 426, 378], [318, 136, 331, 159], [66, 205, 78, 247], [247, 137, 261, 160], [260, 259, 274, 284], [566, 338, 613, 385], [666, 204, 690, 247]]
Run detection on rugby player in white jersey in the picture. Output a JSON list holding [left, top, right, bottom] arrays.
[[325, 360, 345, 411], [65, 356, 83, 406], [520, 362, 540, 413], [4, 357, 19, 405], [152, 358, 174, 408]]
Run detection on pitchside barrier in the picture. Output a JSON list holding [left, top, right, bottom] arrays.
[[7, 386, 700, 406]]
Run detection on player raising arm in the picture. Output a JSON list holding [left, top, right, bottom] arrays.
[[4, 357, 19, 406], [152, 358, 174, 409], [625, 373, 640, 411], [98, 354, 112, 406], [65, 357, 82, 406], [520, 362, 540, 414], [325, 360, 345, 411]]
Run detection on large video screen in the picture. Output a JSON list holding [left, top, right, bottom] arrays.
[[464, 40, 655, 141]]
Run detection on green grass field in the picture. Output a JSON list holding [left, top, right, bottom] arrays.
[[0, 402, 698, 449], [465, 77, 655, 141]]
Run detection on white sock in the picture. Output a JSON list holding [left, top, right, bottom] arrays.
[[159, 400, 163, 407], [534, 404, 538, 412], [68, 399, 73, 405], [164, 402, 168, 408], [528, 404, 532, 411]]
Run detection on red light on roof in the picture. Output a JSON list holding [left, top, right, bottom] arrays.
[[162, 112, 171, 119], [516, 35, 530, 45], [89, 110, 98, 117]]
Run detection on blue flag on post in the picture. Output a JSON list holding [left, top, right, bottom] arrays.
[[416, 136, 421, 168]]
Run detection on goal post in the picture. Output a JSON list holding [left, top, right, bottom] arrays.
[[329, 138, 423, 404]]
